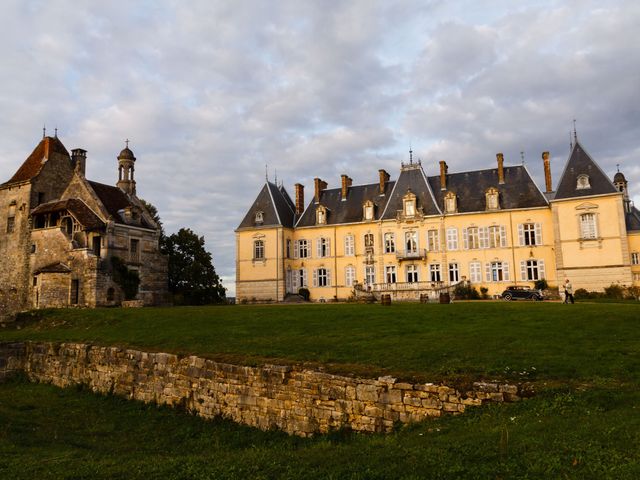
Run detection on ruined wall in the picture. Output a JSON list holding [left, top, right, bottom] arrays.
[[0, 342, 524, 437]]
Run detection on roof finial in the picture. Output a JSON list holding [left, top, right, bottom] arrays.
[[569, 131, 573, 151], [42, 125, 46, 139], [274, 168, 278, 186], [573, 118, 577, 142], [409, 142, 413, 164], [520, 151, 525, 164], [125, 138, 130, 148], [54, 127, 58, 138], [265, 164, 268, 182], [616, 163, 620, 173]]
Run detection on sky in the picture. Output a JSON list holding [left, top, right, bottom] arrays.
[[1, 0, 639, 296]]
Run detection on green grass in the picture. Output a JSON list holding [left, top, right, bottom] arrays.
[[1, 377, 638, 479], [2, 302, 639, 384]]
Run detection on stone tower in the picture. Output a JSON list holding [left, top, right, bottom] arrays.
[[613, 170, 631, 213], [116, 141, 136, 195]]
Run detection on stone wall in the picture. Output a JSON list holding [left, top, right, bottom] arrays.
[[0, 341, 525, 437]]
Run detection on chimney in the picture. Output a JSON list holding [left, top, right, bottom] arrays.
[[71, 148, 87, 175], [378, 169, 390, 194], [314, 178, 327, 203], [496, 153, 505, 184], [439, 161, 448, 190], [294, 183, 304, 215], [542, 151, 552, 193], [341, 175, 352, 201]]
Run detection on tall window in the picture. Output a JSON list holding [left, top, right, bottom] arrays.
[[448, 263, 459, 283], [580, 213, 597, 239], [631, 252, 639, 265], [469, 261, 482, 283], [406, 265, 419, 283], [485, 188, 499, 210], [253, 239, 264, 260], [364, 233, 374, 253], [520, 223, 542, 246], [317, 237, 331, 257], [364, 265, 375, 285], [345, 265, 356, 287], [286, 239, 291, 258], [344, 235, 355, 256], [403, 193, 416, 216], [314, 268, 330, 287], [444, 192, 457, 214], [316, 206, 327, 224], [488, 225, 506, 248], [6, 202, 16, 233], [446, 227, 458, 250], [385, 265, 397, 283], [464, 227, 480, 249], [487, 261, 510, 282], [130, 239, 140, 262], [405, 231, 418, 253], [363, 201, 374, 221], [296, 239, 309, 258], [384, 233, 396, 253], [520, 259, 545, 281], [429, 264, 441, 282], [427, 229, 439, 251], [297, 269, 307, 288], [254, 211, 263, 224]]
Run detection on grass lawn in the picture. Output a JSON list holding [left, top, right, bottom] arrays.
[[1, 302, 639, 478]]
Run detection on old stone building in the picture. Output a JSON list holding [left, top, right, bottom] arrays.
[[236, 137, 640, 302], [0, 135, 168, 319]]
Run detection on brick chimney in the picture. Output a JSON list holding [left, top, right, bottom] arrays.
[[496, 153, 505, 184], [341, 175, 352, 201], [378, 169, 390, 194], [439, 161, 448, 190], [314, 178, 327, 203], [294, 183, 304, 215], [542, 151, 552, 193], [71, 148, 87, 175]]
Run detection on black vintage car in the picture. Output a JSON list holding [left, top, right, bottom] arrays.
[[501, 286, 544, 301]]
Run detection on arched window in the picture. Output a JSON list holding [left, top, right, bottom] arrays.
[[576, 174, 591, 190], [316, 206, 327, 225], [254, 211, 264, 224], [485, 188, 500, 210], [444, 192, 457, 213], [402, 190, 417, 217]]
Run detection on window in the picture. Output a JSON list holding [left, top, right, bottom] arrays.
[[364, 233, 374, 253], [406, 265, 419, 283], [631, 252, 639, 265], [253, 239, 264, 260], [345, 265, 356, 287], [405, 231, 418, 253], [429, 264, 441, 282], [449, 263, 459, 283], [385, 265, 397, 284], [365, 265, 376, 285], [344, 235, 355, 256], [313, 268, 330, 287], [403, 193, 416, 216], [33, 276, 38, 287], [519, 223, 542, 246], [107, 288, 115, 302], [384, 233, 396, 253], [130, 239, 140, 262], [254, 211, 263, 224], [487, 261, 510, 282], [296, 239, 309, 258], [286, 239, 291, 258], [37, 192, 45, 206], [576, 174, 591, 190], [488, 225, 506, 248], [444, 192, 457, 213], [92, 236, 101, 257], [446, 227, 458, 250], [427, 229, 439, 251], [464, 227, 480, 249], [520, 259, 546, 281], [363, 201, 374, 221], [634, 273, 640, 282], [580, 213, 597, 239], [316, 206, 327, 225], [31, 243, 36, 254], [469, 261, 482, 283], [70, 279, 80, 305], [316, 237, 331, 257], [295, 269, 307, 288], [485, 188, 499, 210], [6, 202, 16, 233]]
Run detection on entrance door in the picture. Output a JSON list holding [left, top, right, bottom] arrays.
[[70, 279, 79, 305]]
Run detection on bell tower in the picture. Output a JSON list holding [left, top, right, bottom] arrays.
[[116, 139, 136, 195]]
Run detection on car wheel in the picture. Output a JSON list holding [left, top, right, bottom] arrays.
[[503, 293, 512, 301]]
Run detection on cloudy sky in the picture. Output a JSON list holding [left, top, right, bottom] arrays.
[[1, 0, 639, 295]]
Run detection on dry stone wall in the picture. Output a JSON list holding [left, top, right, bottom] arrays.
[[0, 341, 525, 437]]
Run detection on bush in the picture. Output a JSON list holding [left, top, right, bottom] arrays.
[[298, 288, 310, 301], [480, 287, 489, 299], [574, 288, 590, 300], [603, 284, 625, 299], [534, 278, 548, 291], [110, 257, 140, 301], [453, 283, 480, 300], [626, 286, 640, 300]]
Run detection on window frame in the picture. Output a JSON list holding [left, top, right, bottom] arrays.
[[384, 232, 396, 253]]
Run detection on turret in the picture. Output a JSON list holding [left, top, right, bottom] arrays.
[[116, 140, 136, 195]]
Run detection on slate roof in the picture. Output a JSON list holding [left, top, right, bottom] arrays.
[[31, 198, 105, 230], [2, 136, 70, 186], [553, 141, 618, 200], [381, 165, 440, 219], [427, 165, 548, 213], [296, 180, 396, 227], [237, 182, 297, 229], [626, 205, 640, 232]]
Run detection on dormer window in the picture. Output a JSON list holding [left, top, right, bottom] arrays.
[[444, 192, 457, 214], [403, 190, 417, 217], [363, 201, 374, 221], [316, 205, 328, 225], [576, 174, 591, 190], [254, 211, 264, 224], [485, 187, 500, 210]]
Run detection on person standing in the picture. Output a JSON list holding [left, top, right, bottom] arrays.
[[564, 278, 575, 304]]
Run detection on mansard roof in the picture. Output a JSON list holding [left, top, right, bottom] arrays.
[[626, 205, 640, 232], [427, 165, 548, 213], [31, 198, 105, 230], [296, 180, 396, 227], [380, 164, 440, 219], [2, 136, 70, 186], [237, 182, 296, 229], [553, 141, 618, 200]]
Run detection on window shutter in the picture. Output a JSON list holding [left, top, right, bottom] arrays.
[[479, 227, 489, 249], [518, 224, 524, 246], [326, 238, 331, 257], [293, 271, 299, 289], [503, 262, 510, 281], [485, 263, 492, 282], [312, 269, 318, 287], [327, 269, 332, 287], [302, 269, 307, 287], [539, 260, 545, 279], [500, 226, 507, 247], [294, 240, 299, 259], [534, 223, 542, 245], [463, 228, 469, 250], [316, 239, 321, 258], [520, 261, 527, 281]]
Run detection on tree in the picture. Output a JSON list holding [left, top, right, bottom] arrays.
[[140, 199, 164, 237], [161, 228, 226, 305]]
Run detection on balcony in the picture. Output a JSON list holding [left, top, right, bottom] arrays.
[[395, 248, 427, 261]]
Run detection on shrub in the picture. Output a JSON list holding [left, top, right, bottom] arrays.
[[298, 288, 310, 301], [480, 287, 489, 299], [574, 288, 590, 300], [534, 278, 548, 291], [453, 283, 480, 300], [626, 285, 640, 300], [110, 257, 140, 301], [603, 284, 624, 299]]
